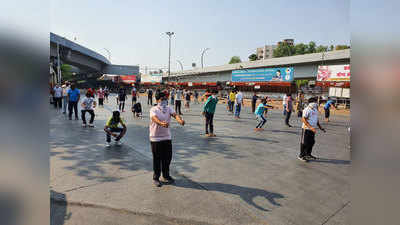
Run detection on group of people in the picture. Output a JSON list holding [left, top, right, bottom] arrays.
[[52, 83, 337, 187]]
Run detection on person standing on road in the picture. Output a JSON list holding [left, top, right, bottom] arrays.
[[282, 94, 287, 116], [228, 90, 236, 113], [104, 87, 109, 103], [184, 90, 191, 112], [147, 89, 153, 106], [81, 92, 97, 127], [324, 97, 336, 122], [202, 89, 219, 137], [251, 92, 259, 113], [234, 90, 243, 119], [175, 88, 183, 115], [118, 88, 127, 112], [87, 87, 95, 98], [284, 93, 293, 127], [104, 110, 127, 147], [97, 87, 105, 107], [67, 84, 80, 120], [254, 98, 274, 131], [62, 82, 70, 114], [131, 86, 137, 105], [170, 88, 175, 105], [53, 84, 63, 110], [299, 97, 326, 162], [296, 92, 305, 118], [150, 91, 185, 187], [194, 90, 199, 104]]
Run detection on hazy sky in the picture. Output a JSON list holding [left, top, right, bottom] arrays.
[[50, 0, 349, 71]]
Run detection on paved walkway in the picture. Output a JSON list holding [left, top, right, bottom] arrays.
[[50, 94, 350, 225]]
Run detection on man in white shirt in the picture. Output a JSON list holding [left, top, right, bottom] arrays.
[[234, 91, 243, 119], [62, 82, 70, 114], [299, 97, 326, 162], [282, 94, 287, 115], [53, 84, 63, 110], [81, 92, 97, 127]]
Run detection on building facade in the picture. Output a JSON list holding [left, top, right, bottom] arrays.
[[256, 39, 295, 60]]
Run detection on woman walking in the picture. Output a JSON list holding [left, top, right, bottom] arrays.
[[150, 91, 185, 187]]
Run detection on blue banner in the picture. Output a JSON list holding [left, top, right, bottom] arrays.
[[232, 67, 294, 82]]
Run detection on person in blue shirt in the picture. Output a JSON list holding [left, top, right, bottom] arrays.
[[254, 98, 274, 131], [324, 98, 336, 122], [67, 84, 80, 120]]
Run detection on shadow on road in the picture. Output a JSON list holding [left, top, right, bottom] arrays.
[[51, 190, 70, 225], [175, 180, 284, 212]]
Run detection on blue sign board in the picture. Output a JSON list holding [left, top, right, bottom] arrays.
[[232, 67, 294, 82]]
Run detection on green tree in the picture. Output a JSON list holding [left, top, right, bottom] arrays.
[[294, 43, 307, 55], [273, 42, 295, 58], [248, 54, 258, 61], [316, 45, 328, 53], [335, 45, 350, 50], [229, 56, 242, 64], [329, 45, 334, 51], [306, 41, 316, 54], [61, 64, 74, 81]]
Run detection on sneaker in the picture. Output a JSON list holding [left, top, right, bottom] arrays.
[[210, 133, 216, 137], [82, 124, 87, 127], [161, 176, 175, 184], [205, 133, 210, 137], [106, 142, 111, 147], [88, 123, 94, 127], [153, 179, 162, 187], [298, 156, 308, 162], [115, 140, 122, 146], [306, 155, 318, 160]]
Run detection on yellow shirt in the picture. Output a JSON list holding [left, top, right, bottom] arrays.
[[229, 92, 236, 101], [106, 117, 125, 128]]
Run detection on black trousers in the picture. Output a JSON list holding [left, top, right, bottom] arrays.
[[285, 110, 292, 125], [251, 101, 256, 113], [119, 101, 125, 111], [175, 100, 182, 115], [98, 98, 104, 106], [151, 140, 172, 180], [148, 96, 153, 105], [205, 112, 214, 134], [54, 97, 62, 109], [81, 109, 95, 124], [68, 101, 79, 119], [300, 129, 315, 157], [106, 127, 123, 142]]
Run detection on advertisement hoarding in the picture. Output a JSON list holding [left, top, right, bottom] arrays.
[[232, 67, 294, 82], [140, 74, 162, 83], [317, 64, 350, 81]]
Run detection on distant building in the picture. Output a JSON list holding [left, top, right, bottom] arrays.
[[256, 39, 294, 60]]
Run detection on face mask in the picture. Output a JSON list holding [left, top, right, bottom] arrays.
[[212, 95, 216, 98]]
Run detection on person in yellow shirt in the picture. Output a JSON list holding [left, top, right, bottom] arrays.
[[104, 110, 127, 147], [228, 89, 236, 113]]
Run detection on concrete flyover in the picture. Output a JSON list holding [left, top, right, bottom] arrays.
[[50, 32, 139, 80], [165, 49, 350, 83]]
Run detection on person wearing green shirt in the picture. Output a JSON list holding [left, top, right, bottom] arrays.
[[202, 89, 219, 137]]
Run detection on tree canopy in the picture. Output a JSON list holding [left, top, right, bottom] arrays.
[[273, 41, 350, 58], [248, 54, 258, 61], [229, 56, 242, 64]]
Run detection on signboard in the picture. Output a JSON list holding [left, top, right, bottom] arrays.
[[342, 88, 350, 98], [120, 75, 137, 84], [140, 74, 162, 83], [232, 67, 294, 82], [317, 64, 350, 81], [188, 82, 193, 87]]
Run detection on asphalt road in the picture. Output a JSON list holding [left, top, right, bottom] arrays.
[[50, 94, 350, 225]]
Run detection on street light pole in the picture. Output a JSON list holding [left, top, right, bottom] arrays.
[[176, 60, 183, 71], [165, 32, 175, 78], [103, 48, 111, 62], [201, 48, 210, 68]]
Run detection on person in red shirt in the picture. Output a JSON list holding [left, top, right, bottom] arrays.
[[87, 88, 95, 98]]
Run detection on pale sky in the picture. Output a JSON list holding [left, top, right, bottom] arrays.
[[50, 0, 350, 72]]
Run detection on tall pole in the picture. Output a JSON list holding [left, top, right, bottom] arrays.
[[165, 32, 174, 78], [176, 60, 183, 71], [201, 48, 210, 68], [57, 43, 61, 84]]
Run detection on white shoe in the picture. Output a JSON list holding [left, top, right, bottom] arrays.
[[106, 142, 111, 147], [88, 123, 95, 127], [82, 124, 87, 127], [115, 140, 122, 146]]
